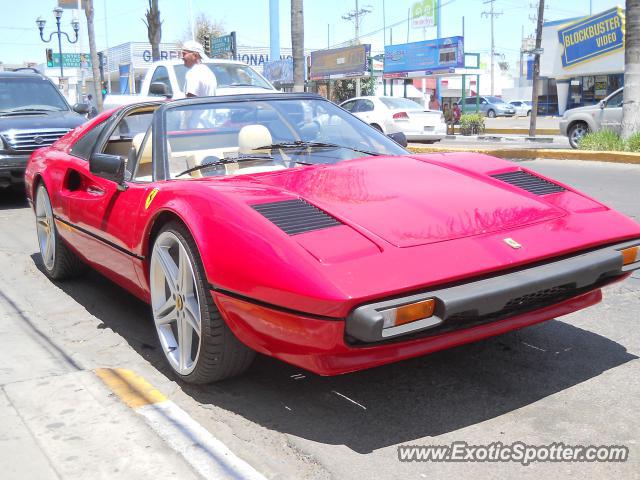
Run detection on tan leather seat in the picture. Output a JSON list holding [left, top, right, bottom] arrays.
[[238, 125, 272, 154]]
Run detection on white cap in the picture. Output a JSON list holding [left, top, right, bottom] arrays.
[[181, 40, 206, 58]]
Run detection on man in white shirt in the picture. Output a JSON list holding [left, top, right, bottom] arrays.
[[181, 40, 217, 97]]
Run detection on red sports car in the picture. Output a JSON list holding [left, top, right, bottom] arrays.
[[25, 94, 640, 383]]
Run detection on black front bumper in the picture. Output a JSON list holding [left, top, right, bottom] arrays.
[[347, 239, 640, 343], [0, 154, 29, 187]]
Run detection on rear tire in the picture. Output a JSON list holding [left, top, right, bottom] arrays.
[[487, 109, 496, 118], [150, 221, 255, 383], [35, 184, 86, 280]]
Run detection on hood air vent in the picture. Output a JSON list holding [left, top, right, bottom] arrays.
[[252, 199, 342, 235], [491, 170, 566, 195]]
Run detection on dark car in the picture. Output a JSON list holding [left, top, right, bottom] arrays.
[[0, 70, 87, 189]]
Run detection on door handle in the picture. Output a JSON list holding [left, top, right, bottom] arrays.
[[86, 185, 105, 196]]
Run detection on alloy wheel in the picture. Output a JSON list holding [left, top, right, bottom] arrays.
[[150, 231, 202, 375], [35, 186, 55, 271]]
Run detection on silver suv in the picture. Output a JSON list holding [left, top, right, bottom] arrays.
[[560, 88, 623, 148]]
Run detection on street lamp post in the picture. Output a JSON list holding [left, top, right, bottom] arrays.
[[36, 7, 80, 80]]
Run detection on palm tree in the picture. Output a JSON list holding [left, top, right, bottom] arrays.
[[622, 0, 640, 139], [82, 0, 102, 111], [291, 0, 305, 92], [144, 0, 162, 62]]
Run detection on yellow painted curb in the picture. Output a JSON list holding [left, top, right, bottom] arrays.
[[95, 368, 167, 408], [453, 127, 560, 135], [407, 145, 640, 164]]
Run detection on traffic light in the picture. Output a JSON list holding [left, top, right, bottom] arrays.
[[101, 81, 108, 98], [203, 34, 211, 57], [46, 48, 53, 67]]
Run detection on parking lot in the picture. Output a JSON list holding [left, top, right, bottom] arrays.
[[1, 158, 639, 480]]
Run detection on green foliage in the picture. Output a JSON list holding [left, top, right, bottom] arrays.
[[459, 113, 485, 135], [578, 130, 625, 151], [332, 77, 376, 103], [625, 131, 640, 152]]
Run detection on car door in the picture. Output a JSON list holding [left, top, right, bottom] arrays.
[[354, 99, 375, 123], [64, 104, 161, 294], [599, 89, 623, 133]]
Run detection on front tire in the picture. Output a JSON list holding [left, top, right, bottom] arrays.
[[568, 122, 589, 149], [150, 222, 255, 383], [35, 184, 86, 280]]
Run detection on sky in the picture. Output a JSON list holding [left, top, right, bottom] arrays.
[[0, 0, 623, 71]]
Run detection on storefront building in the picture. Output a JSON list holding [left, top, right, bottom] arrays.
[[540, 7, 625, 115]]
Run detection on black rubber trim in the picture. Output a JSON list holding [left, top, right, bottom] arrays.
[[209, 285, 343, 321], [54, 216, 145, 261]]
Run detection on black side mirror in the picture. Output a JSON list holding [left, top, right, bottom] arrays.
[[149, 82, 170, 97], [273, 81, 282, 91], [387, 131, 408, 147], [73, 103, 90, 114], [90, 153, 126, 186]]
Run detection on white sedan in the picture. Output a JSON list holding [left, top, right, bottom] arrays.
[[508, 100, 533, 116], [340, 96, 446, 143]]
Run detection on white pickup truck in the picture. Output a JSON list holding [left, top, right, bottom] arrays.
[[104, 59, 277, 110]]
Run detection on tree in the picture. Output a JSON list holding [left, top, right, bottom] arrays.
[[333, 77, 375, 103], [291, 0, 305, 92], [82, 0, 102, 111], [143, 0, 162, 62], [622, 0, 640, 139], [183, 13, 225, 47]]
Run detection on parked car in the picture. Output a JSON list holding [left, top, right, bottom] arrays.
[[25, 93, 640, 383], [560, 87, 623, 148], [340, 96, 446, 142], [508, 100, 532, 116], [104, 59, 277, 110], [459, 96, 516, 117], [0, 70, 87, 189]]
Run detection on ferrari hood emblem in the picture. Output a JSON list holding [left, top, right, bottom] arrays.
[[145, 188, 159, 209], [504, 238, 522, 249]]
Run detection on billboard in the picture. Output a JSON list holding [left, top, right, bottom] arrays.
[[411, 0, 437, 28], [263, 58, 294, 84], [309, 45, 370, 80], [383, 36, 464, 76], [557, 7, 624, 68]]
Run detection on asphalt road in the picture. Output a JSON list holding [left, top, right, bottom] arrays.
[[0, 158, 639, 479]]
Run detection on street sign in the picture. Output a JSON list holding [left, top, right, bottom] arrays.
[[47, 53, 92, 68], [211, 33, 235, 56]]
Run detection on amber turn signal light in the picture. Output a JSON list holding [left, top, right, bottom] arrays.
[[621, 246, 639, 266], [381, 299, 436, 328]]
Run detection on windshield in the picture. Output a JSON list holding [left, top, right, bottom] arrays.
[[379, 97, 424, 110], [174, 63, 273, 90], [486, 96, 506, 104], [0, 77, 69, 112], [163, 97, 407, 180]]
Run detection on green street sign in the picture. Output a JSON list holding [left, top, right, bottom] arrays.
[[211, 34, 234, 56], [48, 53, 92, 68]]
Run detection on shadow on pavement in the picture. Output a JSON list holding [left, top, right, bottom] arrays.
[[34, 255, 637, 454], [0, 186, 28, 210]]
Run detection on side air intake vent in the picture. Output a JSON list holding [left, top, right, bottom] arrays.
[[491, 170, 566, 195], [252, 199, 342, 235]]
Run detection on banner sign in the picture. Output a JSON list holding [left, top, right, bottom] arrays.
[[49, 53, 92, 68], [118, 64, 131, 94], [58, 0, 84, 9], [411, 0, 437, 28], [557, 7, 625, 68], [211, 33, 235, 56], [309, 44, 370, 80], [262, 58, 294, 84], [383, 36, 464, 76]]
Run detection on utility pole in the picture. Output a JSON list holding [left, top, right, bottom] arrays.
[[342, 0, 372, 97], [481, 0, 502, 96], [528, 0, 545, 138]]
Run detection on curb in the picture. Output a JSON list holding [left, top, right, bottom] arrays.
[[407, 145, 640, 164], [453, 127, 560, 135]]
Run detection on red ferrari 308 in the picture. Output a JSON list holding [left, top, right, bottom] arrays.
[[25, 93, 640, 383]]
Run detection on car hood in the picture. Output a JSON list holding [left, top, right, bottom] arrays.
[[563, 104, 598, 117], [0, 110, 85, 133], [250, 155, 566, 247]]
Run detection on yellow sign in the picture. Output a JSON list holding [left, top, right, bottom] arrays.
[[145, 188, 159, 209]]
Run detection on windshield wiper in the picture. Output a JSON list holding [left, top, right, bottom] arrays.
[[254, 140, 381, 157], [5, 107, 59, 113], [175, 153, 274, 178]]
